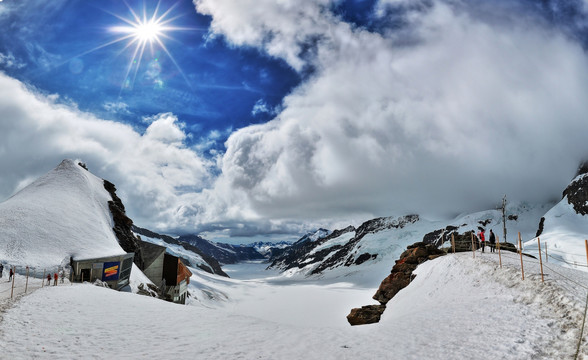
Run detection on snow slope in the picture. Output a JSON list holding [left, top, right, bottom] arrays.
[[0, 160, 126, 269], [0, 251, 586, 359], [523, 195, 588, 271]]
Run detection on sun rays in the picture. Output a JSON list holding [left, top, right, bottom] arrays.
[[75, 0, 200, 93]]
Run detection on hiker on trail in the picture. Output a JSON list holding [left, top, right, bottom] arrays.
[[489, 229, 496, 253], [46, 273, 51, 285], [478, 229, 486, 253], [53, 273, 58, 286], [9, 267, 13, 282], [60, 270, 65, 284], [0, 263, 3, 278]]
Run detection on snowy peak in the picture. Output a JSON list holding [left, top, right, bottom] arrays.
[[267, 215, 421, 276], [0, 159, 126, 269], [176, 234, 265, 264], [293, 228, 331, 245]]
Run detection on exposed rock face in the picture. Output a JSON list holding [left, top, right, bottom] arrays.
[[562, 173, 588, 216], [267, 226, 355, 271], [177, 234, 265, 264], [346, 305, 386, 326], [372, 242, 444, 305], [268, 215, 420, 275], [347, 242, 445, 326], [103, 179, 144, 268]]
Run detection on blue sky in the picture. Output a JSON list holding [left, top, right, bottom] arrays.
[[2, 0, 588, 243], [0, 0, 300, 152]]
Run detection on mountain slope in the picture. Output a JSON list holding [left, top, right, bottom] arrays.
[[0, 160, 126, 269], [132, 226, 228, 277], [177, 234, 266, 264]]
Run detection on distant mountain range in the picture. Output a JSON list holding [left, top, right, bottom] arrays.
[[2, 158, 587, 289]]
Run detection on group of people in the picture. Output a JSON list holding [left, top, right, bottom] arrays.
[[46, 271, 64, 286], [477, 228, 497, 253], [0, 263, 14, 282]]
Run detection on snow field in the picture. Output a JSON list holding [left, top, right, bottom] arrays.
[[1, 250, 586, 359]]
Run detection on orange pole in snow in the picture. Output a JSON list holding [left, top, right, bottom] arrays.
[[537, 238, 544, 283], [519, 232, 525, 281]]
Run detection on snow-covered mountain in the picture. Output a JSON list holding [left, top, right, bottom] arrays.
[[132, 226, 228, 277], [267, 202, 558, 283], [0, 160, 128, 270], [175, 234, 266, 264], [248, 240, 292, 257], [523, 169, 588, 267]]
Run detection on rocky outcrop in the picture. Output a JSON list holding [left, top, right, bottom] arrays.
[[346, 305, 386, 326], [562, 173, 588, 216], [347, 242, 446, 325], [103, 179, 144, 268]]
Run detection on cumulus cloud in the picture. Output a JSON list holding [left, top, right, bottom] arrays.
[[0, 73, 212, 232], [195, 0, 588, 224]]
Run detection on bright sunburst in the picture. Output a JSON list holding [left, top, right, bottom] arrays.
[[76, 0, 197, 92]]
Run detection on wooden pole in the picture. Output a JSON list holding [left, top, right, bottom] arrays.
[[497, 235, 502, 268], [42, 269, 45, 288], [451, 233, 455, 254], [537, 238, 544, 283], [10, 266, 15, 299], [519, 232, 525, 281], [585, 240, 588, 269], [471, 232, 475, 258], [25, 266, 29, 293]]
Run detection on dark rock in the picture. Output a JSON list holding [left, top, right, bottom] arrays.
[[347, 305, 386, 326], [354, 253, 377, 265], [371, 242, 446, 306], [103, 180, 144, 268], [536, 217, 545, 237], [508, 215, 518, 221], [479, 219, 492, 226], [562, 172, 588, 216]]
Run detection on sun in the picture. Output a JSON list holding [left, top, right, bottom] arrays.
[[72, 0, 200, 92], [133, 20, 164, 42]]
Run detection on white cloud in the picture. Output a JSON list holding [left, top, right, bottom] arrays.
[[194, 0, 588, 224], [103, 101, 131, 115], [0, 52, 26, 69], [0, 73, 212, 232]]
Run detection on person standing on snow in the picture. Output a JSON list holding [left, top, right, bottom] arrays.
[[53, 272, 58, 286], [489, 229, 496, 253], [478, 229, 486, 253], [9, 267, 13, 282], [0, 263, 3, 278], [46, 273, 51, 286]]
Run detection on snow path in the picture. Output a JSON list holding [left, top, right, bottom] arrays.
[[0, 252, 586, 359]]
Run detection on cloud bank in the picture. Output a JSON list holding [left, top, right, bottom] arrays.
[[2, 0, 588, 241], [193, 0, 588, 222]]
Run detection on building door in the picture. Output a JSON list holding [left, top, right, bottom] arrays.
[[80, 268, 90, 282]]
